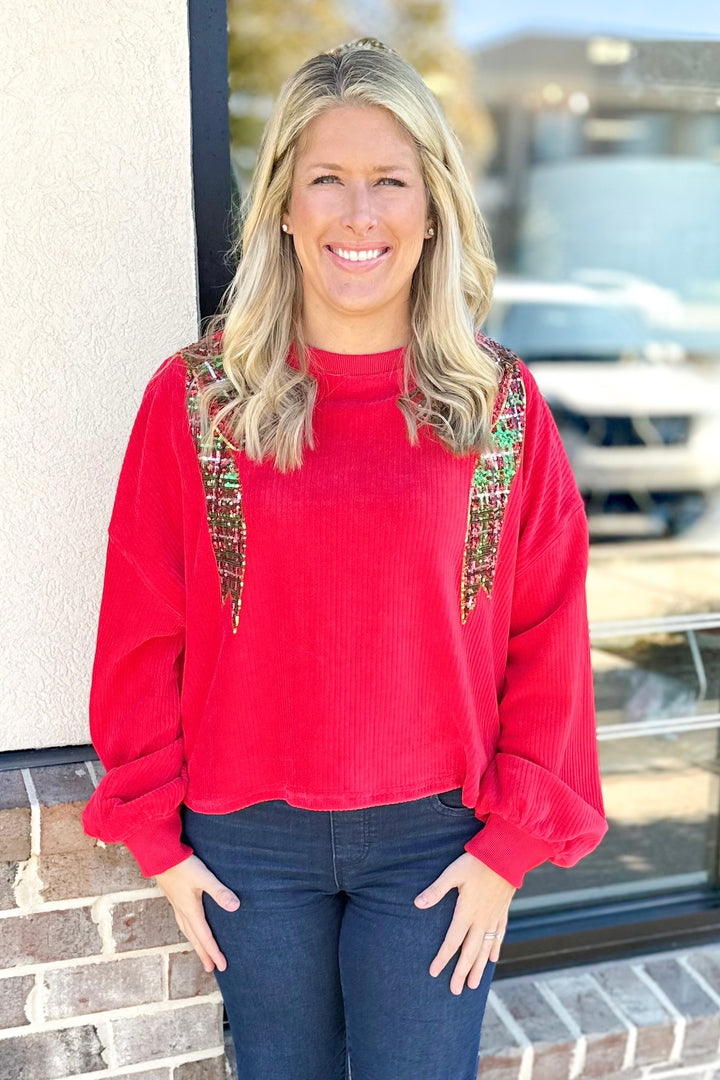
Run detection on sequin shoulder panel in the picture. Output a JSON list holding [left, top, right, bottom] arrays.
[[460, 336, 526, 624], [181, 334, 246, 634]]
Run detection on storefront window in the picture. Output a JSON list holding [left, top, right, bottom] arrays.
[[227, 4, 720, 916], [516, 616, 720, 912]]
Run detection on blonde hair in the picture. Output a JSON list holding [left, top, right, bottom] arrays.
[[188, 38, 499, 471]]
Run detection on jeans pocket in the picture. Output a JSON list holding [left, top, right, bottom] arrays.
[[430, 787, 477, 815]]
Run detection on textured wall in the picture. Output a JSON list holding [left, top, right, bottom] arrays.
[[1, 2, 200, 750]]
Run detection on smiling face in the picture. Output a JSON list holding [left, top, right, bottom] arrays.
[[281, 104, 433, 352]]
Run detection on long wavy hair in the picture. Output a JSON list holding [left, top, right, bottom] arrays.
[[187, 38, 499, 472]]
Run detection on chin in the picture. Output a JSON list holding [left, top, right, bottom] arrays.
[[328, 286, 392, 310]]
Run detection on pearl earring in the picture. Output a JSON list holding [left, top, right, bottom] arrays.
[[426, 226, 434, 237], [281, 223, 289, 233]]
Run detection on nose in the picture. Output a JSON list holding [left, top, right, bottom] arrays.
[[340, 182, 378, 234]]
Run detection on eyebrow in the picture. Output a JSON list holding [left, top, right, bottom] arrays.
[[305, 163, 413, 173]]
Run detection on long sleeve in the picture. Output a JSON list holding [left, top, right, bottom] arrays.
[[82, 356, 194, 877], [464, 360, 608, 888]]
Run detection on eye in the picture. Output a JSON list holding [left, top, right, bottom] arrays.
[[377, 177, 406, 187], [311, 174, 340, 184]]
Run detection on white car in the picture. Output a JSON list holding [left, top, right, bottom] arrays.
[[486, 278, 720, 538]]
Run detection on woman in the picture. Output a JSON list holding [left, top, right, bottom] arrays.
[[83, 38, 608, 1080]]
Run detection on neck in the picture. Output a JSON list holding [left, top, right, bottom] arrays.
[[300, 304, 411, 355]]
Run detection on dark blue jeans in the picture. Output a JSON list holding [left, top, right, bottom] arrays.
[[180, 789, 496, 1080]]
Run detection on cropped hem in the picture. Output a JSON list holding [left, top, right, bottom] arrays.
[[183, 775, 469, 815]]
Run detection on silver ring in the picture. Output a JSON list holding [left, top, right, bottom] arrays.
[[483, 931, 500, 939]]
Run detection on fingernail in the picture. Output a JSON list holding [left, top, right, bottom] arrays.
[[226, 898, 240, 910], [416, 895, 428, 906]]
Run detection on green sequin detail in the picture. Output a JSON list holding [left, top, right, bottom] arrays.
[[460, 351, 526, 623], [180, 333, 523, 631], [183, 338, 246, 634]]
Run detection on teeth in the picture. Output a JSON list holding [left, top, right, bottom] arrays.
[[332, 247, 385, 262]]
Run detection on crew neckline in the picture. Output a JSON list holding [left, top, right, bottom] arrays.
[[303, 344, 407, 377]]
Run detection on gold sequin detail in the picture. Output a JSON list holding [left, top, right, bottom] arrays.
[[182, 336, 246, 633], [460, 342, 526, 623]]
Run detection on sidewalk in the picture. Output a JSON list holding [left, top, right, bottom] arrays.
[[220, 940, 720, 1079]]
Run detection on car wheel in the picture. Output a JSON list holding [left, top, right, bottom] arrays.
[[665, 493, 707, 536]]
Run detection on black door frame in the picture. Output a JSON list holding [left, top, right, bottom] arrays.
[[189, 0, 235, 325]]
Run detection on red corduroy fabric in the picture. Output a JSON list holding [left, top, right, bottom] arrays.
[[82, 336, 608, 887]]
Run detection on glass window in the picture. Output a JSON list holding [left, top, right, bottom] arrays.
[[226, 4, 720, 914], [514, 616, 720, 913]]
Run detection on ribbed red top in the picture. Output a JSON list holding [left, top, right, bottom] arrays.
[[82, 335, 607, 887]]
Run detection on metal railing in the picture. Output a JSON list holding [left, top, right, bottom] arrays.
[[590, 611, 720, 740]]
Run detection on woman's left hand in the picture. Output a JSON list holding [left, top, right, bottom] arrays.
[[414, 852, 516, 994]]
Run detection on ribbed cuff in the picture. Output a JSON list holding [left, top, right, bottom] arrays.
[[123, 813, 194, 878], [464, 814, 555, 889]]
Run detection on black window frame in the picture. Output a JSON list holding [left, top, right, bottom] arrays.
[[189, 0, 236, 326]]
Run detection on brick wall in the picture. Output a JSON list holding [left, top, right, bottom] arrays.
[[0, 764, 226, 1080], [2, 764, 720, 1080]]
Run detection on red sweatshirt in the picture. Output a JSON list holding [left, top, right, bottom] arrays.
[[82, 331, 607, 887]]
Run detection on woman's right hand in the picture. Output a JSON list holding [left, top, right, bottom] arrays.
[[154, 853, 241, 973]]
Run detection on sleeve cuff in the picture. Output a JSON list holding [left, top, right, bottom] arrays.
[[464, 814, 555, 889], [123, 812, 194, 878]]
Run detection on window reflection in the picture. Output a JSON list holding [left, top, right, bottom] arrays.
[[476, 34, 720, 545], [467, 27, 720, 908], [514, 617, 720, 909], [227, 9, 720, 909]]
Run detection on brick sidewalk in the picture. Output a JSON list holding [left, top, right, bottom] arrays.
[[221, 944, 720, 1080], [477, 944, 720, 1080]]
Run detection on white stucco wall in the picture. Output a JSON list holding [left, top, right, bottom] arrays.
[[1, 1, 199, 750]]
